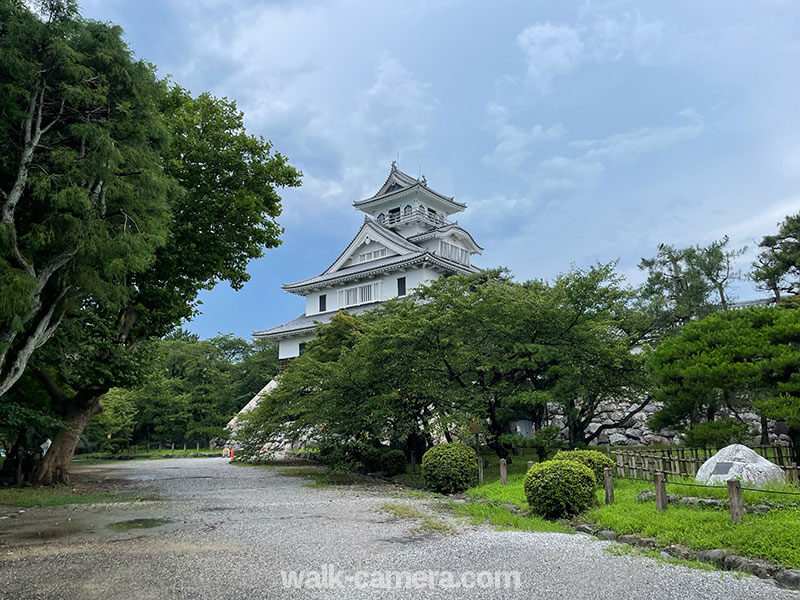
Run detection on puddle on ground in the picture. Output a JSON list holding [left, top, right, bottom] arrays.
[[106, 518, 171, 532]]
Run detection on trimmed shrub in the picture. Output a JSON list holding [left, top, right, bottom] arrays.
[[551, 449, 614, 484], [421, 443, 478, 494], [524, 460, 596, 519]]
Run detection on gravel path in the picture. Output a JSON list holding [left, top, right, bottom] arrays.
[[0, 458, 794, 600]]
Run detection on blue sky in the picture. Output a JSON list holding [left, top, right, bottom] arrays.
[[81, 0, 800, 340]]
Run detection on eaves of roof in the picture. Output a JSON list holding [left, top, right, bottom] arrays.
[[407, 223, 484, 252], [282, 251, 478, 295], [353, 182, 466, 211], [252, 301, 384, 339]]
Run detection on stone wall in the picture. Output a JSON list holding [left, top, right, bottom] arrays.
[[512, 399, 789, 446]]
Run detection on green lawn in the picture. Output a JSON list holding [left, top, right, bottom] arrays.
[[0, 486, 132, 507], [449, 500, 571, 533], [587, 479, 800, 569], [73, 447, 220, 462], [462, 472, 800, 569]]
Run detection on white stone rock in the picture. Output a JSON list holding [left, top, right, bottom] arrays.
[[695, 444, 785, 486], [609, 433, 628, 445]]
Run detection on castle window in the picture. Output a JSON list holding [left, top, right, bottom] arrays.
[[359, 248, 387, 262], [319, 294, 326, 312], [299, 342, 306, 355], [404, 205, 413, 216], [397, 277, 406, 297], [339, 281, 382, 308], [439, 241, 469, 265]]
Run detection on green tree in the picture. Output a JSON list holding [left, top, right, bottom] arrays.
[[0, 0, 172, 397], [638, 237, 744, 330], [648, 307, 785, 446], [757, 308, 800, 458], [0, 2, 299, 484], [752, 213, 800, 302], [239, 265, 653, 462], [86, 388, 137, 453]]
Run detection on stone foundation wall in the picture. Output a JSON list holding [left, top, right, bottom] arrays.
[[513, 399, 789, 446]]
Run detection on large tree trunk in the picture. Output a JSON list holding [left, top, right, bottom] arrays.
[[31, 395, 102, 485]]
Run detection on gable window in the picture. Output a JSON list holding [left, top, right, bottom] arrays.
[[358, 248, 387, 263], [319, 294, 326, 312], [299, 342, 307, 355], [439, 241, 469, 265], [338, 282, 381, 308], [397, 276, 406, 297]]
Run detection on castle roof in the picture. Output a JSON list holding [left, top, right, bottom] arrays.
[[353, 162, 466, 215]]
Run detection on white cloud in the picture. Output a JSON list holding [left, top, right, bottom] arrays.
[[517, 23, 584, 92], [571, 108, 704, 163], [482, 103, 564, 171], [517, 11, 665, 92], [353, 56, 437, 155]]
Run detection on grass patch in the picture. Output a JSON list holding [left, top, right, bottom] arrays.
[[448, 500, 572, 533], [466, 473, 528, 508], [588, 479, 800, 569], [381, 501, 456, 534], [0, 486, 130, 507], [664, 475, 799, 508], [461, 470, 800, 569]]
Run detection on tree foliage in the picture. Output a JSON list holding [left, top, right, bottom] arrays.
[[752, 213, 800, 302], [649, 306, 800, 457], [238, 265, 653, 461], [0, 0, 299, 484]]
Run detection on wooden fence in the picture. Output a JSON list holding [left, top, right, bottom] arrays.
[[611, 445, 799, 485]]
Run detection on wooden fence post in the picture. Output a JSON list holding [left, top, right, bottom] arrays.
[[791, 462, 798, 486], [500, 459, 508, 486], [654, 472, 668, 511], [604, 467, 614, 504], [477, 457, 484, 485], [527, 461, 534, 472], [410, 451, 416, 472], [727, 479, 744, 523], [196, 440, 200, 451], [171, 442, 175, 452]]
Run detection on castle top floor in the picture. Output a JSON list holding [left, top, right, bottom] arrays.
[[353, 162, 466, 237]]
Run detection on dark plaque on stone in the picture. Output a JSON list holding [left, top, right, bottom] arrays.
[[712, 462, 733, 475]]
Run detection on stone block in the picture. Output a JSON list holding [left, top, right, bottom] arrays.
[[776, 570, 800, 590], [723, 555, 779, 579], [697, 548, 729, 566]]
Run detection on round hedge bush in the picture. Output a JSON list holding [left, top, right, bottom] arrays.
[[524, 460, 596, 519], [421, 443, 478, 494], [551, 449, 614, 484]]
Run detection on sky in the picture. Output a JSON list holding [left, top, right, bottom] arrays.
[[80, 0, 800, 340]]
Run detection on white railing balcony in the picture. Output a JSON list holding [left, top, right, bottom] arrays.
[[378, 206, 449, 229]]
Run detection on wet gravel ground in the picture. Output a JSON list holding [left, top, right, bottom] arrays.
[[0, 457, 795, 600]]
